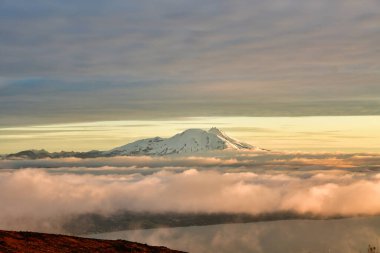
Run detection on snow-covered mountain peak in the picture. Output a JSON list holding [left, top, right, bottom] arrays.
[[178, 128, 208, 136], [4, 128, 266, 159], [208, 127, 224, 136], [109, 128, 262, 156]]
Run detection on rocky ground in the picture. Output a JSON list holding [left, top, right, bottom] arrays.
[[0, 230, 185, 253]]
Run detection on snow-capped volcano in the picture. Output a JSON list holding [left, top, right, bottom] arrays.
[[3, 128, 264, 159], [110, 127, 260, 156]]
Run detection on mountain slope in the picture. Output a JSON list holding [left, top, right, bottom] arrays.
[[3, 128, 263, 159], [0, 230, 185, 253], [109, 127, 260, 156]]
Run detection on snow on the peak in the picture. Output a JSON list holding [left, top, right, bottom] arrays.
[[208, 127, 254, 150], [109, 128, 262, 156]]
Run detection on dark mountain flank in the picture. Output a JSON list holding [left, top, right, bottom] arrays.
[[0, 230, 185, 253]]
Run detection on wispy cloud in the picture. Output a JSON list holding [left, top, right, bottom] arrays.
[[2, 116, 380, 153]]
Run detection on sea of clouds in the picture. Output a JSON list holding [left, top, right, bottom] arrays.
[[1, 151, 380, 233]]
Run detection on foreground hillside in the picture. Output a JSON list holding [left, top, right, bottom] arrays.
[[0, 230, 185, 253]]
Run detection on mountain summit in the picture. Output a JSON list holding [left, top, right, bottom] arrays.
[[109, 128, 260, 156], [4, 128, 263, 159]]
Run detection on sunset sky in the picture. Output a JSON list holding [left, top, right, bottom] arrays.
[[1, 0, 380, 153]]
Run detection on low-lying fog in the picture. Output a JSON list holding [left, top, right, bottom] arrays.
[[91, 216, 380, 253], [1, 151, 380, 251]]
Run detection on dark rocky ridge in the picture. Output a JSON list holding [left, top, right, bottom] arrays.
[[0, 229, 185, 253]]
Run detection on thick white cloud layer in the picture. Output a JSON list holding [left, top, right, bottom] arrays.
[[1, 151, 380, 233]]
